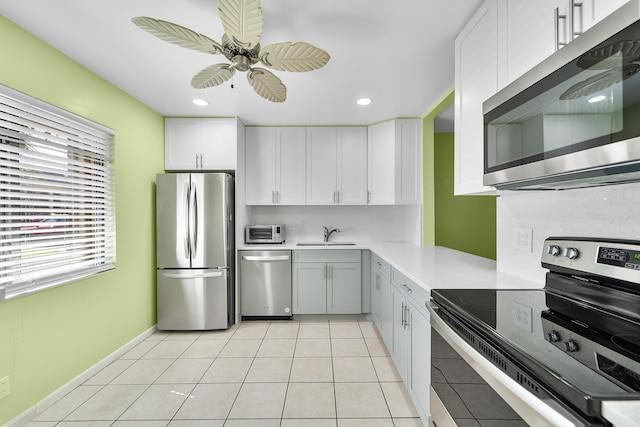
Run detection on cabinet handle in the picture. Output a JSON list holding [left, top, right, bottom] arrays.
[[404, 304, 410, 329], [195, 153, 199, 168], [401, 302, 406, 327], [402, 284, 413, 293], [199, 154, 203, 168], [272, 191, 275, 204], [375, 274, 380, 290], [555, 7, 568, 51], [367, 191, 371, 204], [276, 191, 280, 204], [572, 0, 583, 39], [375, 261, 382, 267], [336, 191, 340, 204]]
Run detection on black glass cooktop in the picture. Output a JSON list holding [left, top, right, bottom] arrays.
[[432, 286, 640, 414]]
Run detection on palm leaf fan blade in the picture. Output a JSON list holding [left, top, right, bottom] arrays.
[[218, 0, 263, 48], [131, 17, 223, 55], [260, 42, 330, 72], [191, 64, 236, 89], [247, 68, 286, 102]]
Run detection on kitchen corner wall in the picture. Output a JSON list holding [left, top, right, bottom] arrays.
[[0, 16, 164, 425], [497, 181, 640, 284]]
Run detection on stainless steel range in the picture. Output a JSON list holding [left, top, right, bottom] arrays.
[[431, 237, 640, 426]]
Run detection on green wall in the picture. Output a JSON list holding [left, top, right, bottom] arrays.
[[434, 132, 496, 259], [0, 16, 164, 424]]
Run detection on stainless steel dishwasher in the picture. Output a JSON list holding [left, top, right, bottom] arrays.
[[239, 250, 292, 319]]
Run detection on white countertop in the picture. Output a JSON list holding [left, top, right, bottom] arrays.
[[238, 241, 543, 291]]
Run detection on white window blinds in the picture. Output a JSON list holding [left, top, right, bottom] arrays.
[[0, 84, 115, 301]]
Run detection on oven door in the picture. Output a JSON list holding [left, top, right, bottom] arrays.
[[428, 302, 589, 427]]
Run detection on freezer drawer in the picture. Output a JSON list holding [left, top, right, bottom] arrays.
[[157, 269, 231, 330], [239, 250, 292, 318]]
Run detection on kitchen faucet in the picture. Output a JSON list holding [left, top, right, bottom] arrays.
[[323, 226, 340, 242]]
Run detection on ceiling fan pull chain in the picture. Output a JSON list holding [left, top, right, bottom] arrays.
[[231, 75, 234, 89]]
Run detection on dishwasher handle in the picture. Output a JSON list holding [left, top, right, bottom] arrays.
[[242, 255, 290, 262]]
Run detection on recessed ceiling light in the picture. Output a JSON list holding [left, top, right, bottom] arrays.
[[357, 97, 372, 106], [588, 95, 606, 103], [192, 98, 208, 106]]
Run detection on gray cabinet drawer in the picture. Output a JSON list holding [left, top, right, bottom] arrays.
[[371, 252, 391, 279], [391, 267, 429, 314], [293, 250, 361, 263]]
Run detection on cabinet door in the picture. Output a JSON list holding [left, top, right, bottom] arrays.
[[505, 1, 569, 84], [409, 305, 431, 423], [292, 262, 327, 314], [327, 262, 361, 314], [277, 127, 307, 205], [371, 270, 382, 325], [395, 120, 421, 205], [379, 273, 393, 349], [337, 127, 368, 205], [583, 0, 629, 31], [199, 118, 237, 170], [245, 127, 277, 205], [454, 0, 501, 195], [306, 127, 337, 205], [368, 121, 395, 204], [165, 118, 202, 170], [391, 286, 410, 383]]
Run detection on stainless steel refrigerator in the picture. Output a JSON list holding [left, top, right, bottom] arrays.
[[156, 173, 234, 330]]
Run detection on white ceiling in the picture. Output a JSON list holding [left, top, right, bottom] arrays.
[[0, 0, 481, 125]]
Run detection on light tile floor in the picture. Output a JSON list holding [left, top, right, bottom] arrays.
[[26, 320, 423, 427]]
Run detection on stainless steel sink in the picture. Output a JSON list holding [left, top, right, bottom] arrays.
[[296, 242, 357, 246]]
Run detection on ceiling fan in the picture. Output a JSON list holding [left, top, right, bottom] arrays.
[[132, 0, 330, 103]]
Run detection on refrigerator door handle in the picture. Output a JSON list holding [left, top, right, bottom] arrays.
[[241, 255, 290, 262], [191, 181, 198, 259], [160, 270, 224, 279], [183, 180, 191, 259]]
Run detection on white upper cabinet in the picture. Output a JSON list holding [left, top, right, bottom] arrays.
[[454, 0, 502, 195], [505, 0, 571, 84], [583, 0, 630, 30], [306, 127, 367, 205], [245, 127, 306, 205], [165, 118, 238, 171], [367, 119, 422, 205]]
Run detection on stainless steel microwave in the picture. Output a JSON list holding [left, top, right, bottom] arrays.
[[483, 1, 640, 190]]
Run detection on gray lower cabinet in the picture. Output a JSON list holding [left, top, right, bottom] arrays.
[[371, 253, 393, 348], [383, 263, 431, 425], [292, 250, 362, 314]]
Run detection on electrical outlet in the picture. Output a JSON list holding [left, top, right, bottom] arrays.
[[0, 375, 9, 400], [513, 227, 533, 252], [292, 220, 302, 231]]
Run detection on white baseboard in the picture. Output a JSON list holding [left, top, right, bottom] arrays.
[[5, 325, 157, 427]]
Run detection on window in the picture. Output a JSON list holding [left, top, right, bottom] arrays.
[[0, 84, 115, 301]]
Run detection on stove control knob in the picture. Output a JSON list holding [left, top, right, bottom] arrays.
[[564, 340, 579, 352], [547, 245, 561, 256], [565, 247, 580, 260], [547, 330, 562, 342]]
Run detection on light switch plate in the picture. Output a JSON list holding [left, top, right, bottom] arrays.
[[292, 221, 302, 231]]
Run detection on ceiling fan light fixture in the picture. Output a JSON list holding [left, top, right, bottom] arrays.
[[192, 98, 208, 106], [132, 0, 330, 103], [357, 97, 372, 106], [588, 95, 607, 103]]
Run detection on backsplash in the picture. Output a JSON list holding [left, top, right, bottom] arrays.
[[496, 181, 640, 284], [249, 205, 422, 245]]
